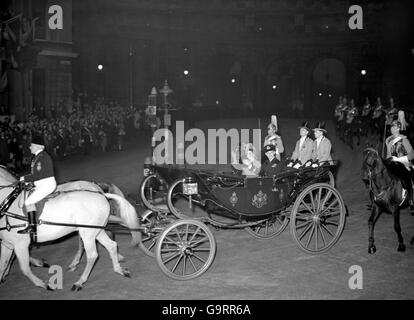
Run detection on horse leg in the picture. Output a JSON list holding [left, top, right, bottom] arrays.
[[96, 230, 130, 277], [71, 233, 99, 291], [0, 242, 14, 284], [107, 231, 125, 262], [13, 240, 52, 290], [29, 256, 50, 268], [368, 205, 382, 254], [393, 207, 406, 252], [68, 236, 84, 272]]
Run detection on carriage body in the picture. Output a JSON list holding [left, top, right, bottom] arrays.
[[139, 162, 345, 281], [142, 163, 335, 221]]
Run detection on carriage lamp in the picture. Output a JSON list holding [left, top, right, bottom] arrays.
[[143, 157, 153, 176], [183, 177, 198, 209]]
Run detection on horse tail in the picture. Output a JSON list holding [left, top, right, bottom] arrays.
[[104, 193, 141, 246], [96, 182, 125, 198]]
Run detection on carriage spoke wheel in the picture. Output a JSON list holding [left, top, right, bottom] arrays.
[[167, 179, 200, 219], [156, 219, 216, 280], [140, 174, 167, 211], [245, 214, 289, 239], [290, 183, 345, 254], [138, 209, 175, 257]]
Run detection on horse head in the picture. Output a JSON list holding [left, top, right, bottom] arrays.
[[0, 165, 17, 184]]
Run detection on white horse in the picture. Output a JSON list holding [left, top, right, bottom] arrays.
[[28, 180, 140, 273], [0, 167, 140, 291]]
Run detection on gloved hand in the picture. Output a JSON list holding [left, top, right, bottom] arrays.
[[305, 161, 312, 167], [287, 162, 293, 167], [19, 176, 24, 182], [293, 163, 301, 169], [312, 163, 319, 168]]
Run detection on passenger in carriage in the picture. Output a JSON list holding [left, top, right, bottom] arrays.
[[263, 115, 284, 163], [305, 122, 333, 167], [259, 144, 283, 177], [287, 121, 313, 169], [231, 143, 261, 177]]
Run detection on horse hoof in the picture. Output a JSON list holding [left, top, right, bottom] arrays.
[[122, 268, 131, 278], [42, 259, 50, 268], [67, 265, 77, 272], [368, 246, 376, 254], [398, 244, 406, 252], [71, 284, 83, 291]]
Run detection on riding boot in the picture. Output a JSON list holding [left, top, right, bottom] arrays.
[[17, 210, 37, 235]]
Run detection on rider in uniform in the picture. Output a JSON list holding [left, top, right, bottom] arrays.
[[385, 118, 414, 212], [263, 115, 284, 163], [385, 97, 398, 126], [361, 97, 372, 136], [18, 135, 57, 235], [287, 121, 313, 169]]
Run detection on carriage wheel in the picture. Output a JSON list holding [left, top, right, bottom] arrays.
[[290, 183, 346, 254], [245, 214, 289, 239], [140, 174, 167, 210], [155, 219, 216, 280], [138, 209, 174, 257], [167, 178, 199, 219]]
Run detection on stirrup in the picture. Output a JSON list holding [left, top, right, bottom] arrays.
[[17, 225, 35, 234]]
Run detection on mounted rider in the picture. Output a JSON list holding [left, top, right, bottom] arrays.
[[361, 97, 372, 136], [345, 99, 358, 125], [385, 116, 414, 212], [385, 97, 398, 126], [17, 135, 57, 235], [372, 97, 385, 120]]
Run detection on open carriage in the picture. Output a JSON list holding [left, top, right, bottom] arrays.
[[138, 162, 346, 280]]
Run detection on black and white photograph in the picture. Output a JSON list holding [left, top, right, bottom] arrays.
[[0, 0, 413, 304]]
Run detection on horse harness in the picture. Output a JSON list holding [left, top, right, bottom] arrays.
[[0, 183, 111, 232]]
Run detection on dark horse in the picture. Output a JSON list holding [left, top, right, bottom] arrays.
[[361, 147, 414, 254]]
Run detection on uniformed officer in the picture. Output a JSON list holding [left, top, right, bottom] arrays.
[[18, 135, 57, 235], [263, 115, 284, 162], [287, 121, 313, 169], [385, 119, 414, 209]]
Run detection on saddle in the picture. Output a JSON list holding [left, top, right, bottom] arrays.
[[24, 190, 64, 215]]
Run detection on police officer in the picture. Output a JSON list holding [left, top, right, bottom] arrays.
[[18, 135, 57, 235]]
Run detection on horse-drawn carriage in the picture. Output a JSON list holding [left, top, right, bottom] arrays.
[[138, 162, 346, 280]]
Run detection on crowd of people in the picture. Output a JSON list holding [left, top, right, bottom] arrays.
[[0, 97, 156, 171]]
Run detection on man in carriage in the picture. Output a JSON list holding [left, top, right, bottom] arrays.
[[287, 121, 313, 169], [259, 144, 283, 176], [304, 122, 333, 168], [17, 135, 57, 235]]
